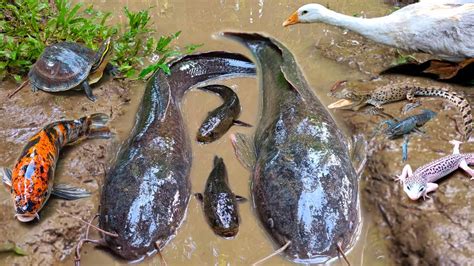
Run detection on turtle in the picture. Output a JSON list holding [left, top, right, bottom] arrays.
[[28, 37, 116, 101]]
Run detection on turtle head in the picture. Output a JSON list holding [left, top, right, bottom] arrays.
[[92, 37, 113, 71]]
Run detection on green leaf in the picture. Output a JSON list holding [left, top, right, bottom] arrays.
[[0, 241, 27, 256], [138, 64, 158, 79]]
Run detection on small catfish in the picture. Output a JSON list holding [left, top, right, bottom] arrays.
[[195, 156, 246, 238], [1, 113, 111, 222], [197, 85, 251, 143]]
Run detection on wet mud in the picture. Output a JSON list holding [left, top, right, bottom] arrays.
[[0, 0, 471, 265]]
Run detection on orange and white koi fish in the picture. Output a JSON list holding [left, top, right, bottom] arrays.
[[1, 113, 111, 222]]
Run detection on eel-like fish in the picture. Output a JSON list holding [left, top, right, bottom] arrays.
[[1, 114, 110, 222], [195, 156, 246, 238], [99, 52, 255, 260], [196, 85, 251, 143], [226, 32, 363, 263]]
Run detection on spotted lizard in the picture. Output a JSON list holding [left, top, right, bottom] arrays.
[[328, 81, 473, 140], [396, 140, 474, 200]]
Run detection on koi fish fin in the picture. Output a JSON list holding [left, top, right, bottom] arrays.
[[86, 113, 112, 139], [349, 134, 367, 178], [51, 184, 91, 200], [230, 133, 256, 171], [194, 193, 204, 202], [1, 167, 12, 189], [233, 120, 252, 128], [235, 195, 247, 202]]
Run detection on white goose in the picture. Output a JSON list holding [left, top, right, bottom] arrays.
[[283, 1, 474, 62]]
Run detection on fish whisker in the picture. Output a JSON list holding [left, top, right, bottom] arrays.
[[252, 241, 291, 266]]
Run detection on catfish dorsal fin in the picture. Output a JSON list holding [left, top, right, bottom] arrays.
[[279, 67, 312, 103], [273, 35, 317, 103]]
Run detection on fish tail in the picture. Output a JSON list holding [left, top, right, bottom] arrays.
[[415, 86, 472, 139], [83, 113, 112, 139]]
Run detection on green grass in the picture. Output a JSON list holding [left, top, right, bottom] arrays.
[[0, 0, 202, 81]]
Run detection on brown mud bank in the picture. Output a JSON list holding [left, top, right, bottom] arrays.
[[320, 31, 474, 265], [0, 78, 143, 265]]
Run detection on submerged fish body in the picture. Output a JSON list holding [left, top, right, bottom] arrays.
[[3, 113, 110, 222], [226, 33, 360, 263], [197, 156, 242, 238], [197, 85, 244, 143], [99, 52, 255, 260]]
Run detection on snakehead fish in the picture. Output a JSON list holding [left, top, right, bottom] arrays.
[[98, 52, 255, 260], [195, 156, 246, 238], [1, 114, 111, 222], [197, 85, 251, 143], [225, 32, 363, 264], [328, 82, 473, 139], [397, 140, 474, 200]]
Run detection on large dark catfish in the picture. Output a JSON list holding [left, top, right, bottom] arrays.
[[226, 32, 364, 263], [99, 52, 255, 260]]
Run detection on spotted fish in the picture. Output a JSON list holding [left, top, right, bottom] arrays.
[[195, 156, 246, 238], [1, 113, 111, 222], [197, 85, 251, 143]]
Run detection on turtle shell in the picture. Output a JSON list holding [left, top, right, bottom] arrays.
[[28, 42, 96, 92]]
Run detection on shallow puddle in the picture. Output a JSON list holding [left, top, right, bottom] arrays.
[[0, 0, 400, 265]]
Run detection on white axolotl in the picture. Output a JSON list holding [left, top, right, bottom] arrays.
[[397, 140, 474, 200]]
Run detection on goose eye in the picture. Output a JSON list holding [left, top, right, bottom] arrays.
[[302, 10, 308, 15]]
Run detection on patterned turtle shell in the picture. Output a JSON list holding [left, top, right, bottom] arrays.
[[28, 42, 97, 92]]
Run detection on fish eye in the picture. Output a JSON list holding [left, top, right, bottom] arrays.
[[301, 10, 308, 15]]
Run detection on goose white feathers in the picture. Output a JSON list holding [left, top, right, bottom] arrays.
[[283, 2, 474, 62]]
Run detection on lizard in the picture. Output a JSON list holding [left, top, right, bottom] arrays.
[[327, 80, 473, 140], [396, 140, 474, 200]]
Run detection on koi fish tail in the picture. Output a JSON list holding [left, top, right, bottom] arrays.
[[84, 113, 112, 139]]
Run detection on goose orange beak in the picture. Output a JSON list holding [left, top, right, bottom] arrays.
[[282, 12, 299, 27], [327, 99, 354, 109]]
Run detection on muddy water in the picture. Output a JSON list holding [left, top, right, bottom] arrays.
[[0, 0, 398, 265]]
